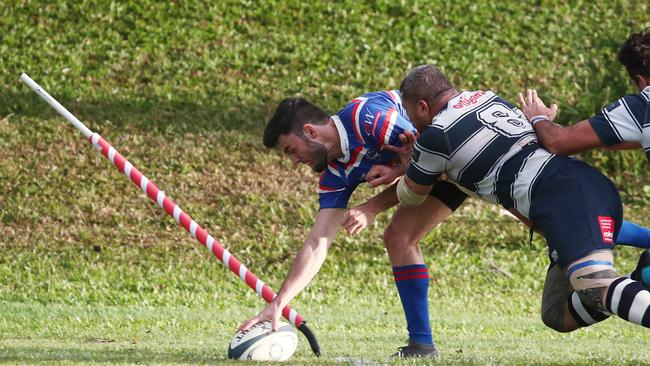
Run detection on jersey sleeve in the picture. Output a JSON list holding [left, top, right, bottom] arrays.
[[406, 127, 449, 186], [348, 98, 417, 149], [318, 168, 355, 209], [588, 94, 646, 146]]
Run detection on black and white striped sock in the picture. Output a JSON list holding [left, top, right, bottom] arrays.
[[567, 291, 609, 326], [605, 278, 650, 327]]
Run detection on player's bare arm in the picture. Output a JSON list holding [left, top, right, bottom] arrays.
[[342, 183, 398, 234], [517, 89, 638, 155], [238, 208, 345, 331]]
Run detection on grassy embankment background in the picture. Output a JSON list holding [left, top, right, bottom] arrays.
[[1, 2, 650, 365]]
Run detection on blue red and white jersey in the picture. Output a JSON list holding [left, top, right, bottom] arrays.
[[407, 90, 557, 218], [588, 86, 650, 161], [318, 90, 416, 209]]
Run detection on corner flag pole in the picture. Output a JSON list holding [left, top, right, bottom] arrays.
[[20, 73, 321, 357]]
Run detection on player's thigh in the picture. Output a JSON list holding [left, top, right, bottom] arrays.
[[386, 195, 452, 244]]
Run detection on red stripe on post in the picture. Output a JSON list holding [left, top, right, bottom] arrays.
[[244, 272, 257, 289], [145, 182, 158, 201], [130, 167, 143, 187], [178, 212, 191, 231], [261, 285, 275, 303], [195, 227, 208, 245], [162, 197, 175, 217]]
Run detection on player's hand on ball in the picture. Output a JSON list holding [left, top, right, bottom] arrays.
[[341, 204, 377, 234], [366, 165, 402, 187], [238, 301, 282, 332], [518, 89, 558, 123]]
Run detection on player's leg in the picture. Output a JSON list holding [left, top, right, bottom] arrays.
[[384, 181, 466, 357], [617, 221, 650, 287], [532, 158, 650, 330], [567, 250, 650, 327], [541, 262, 610, 332]]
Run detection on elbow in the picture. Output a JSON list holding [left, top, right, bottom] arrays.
[[540, 135, 572, 156]]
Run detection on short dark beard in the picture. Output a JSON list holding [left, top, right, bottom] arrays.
[[303, 137, 329, 173]]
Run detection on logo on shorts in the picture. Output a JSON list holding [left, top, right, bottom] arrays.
[[597, 216, 615, 244]]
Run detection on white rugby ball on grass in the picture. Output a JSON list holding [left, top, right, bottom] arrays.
[[227, 320, 298, 361]]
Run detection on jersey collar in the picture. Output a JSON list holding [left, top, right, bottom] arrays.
[[331, 115, 351, 163]]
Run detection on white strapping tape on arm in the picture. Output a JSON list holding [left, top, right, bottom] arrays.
[[396, 176, 428, 207]]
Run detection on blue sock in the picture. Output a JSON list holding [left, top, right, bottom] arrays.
[[617, 221, 650, 249], [393, 264, 433, 345]]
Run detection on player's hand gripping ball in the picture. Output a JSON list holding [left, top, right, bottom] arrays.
[[228, 321, 298, 361]]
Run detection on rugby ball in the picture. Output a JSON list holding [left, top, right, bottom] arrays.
[[227, 321, 298, 361]]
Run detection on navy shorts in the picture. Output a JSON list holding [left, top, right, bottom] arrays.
[[430, 180, 467, 212], [528, 157, 622, 267]]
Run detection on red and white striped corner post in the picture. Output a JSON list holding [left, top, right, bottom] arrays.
[[20, 73, 320, 356]]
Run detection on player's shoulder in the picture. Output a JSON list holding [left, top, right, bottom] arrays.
[[340, 90, 400, 110], [429, 90, 492, 128]]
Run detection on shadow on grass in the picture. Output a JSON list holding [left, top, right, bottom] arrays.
[[0, 344, 227, 364], [1, 89, 274, 135]]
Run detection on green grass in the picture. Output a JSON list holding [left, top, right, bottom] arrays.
[[2, 1, 650, 365]]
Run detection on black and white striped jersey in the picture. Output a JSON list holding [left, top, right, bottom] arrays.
[[407, 90, 557, 218], [588, 86, 650, 161]]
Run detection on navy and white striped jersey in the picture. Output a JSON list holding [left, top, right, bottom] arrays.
[[588, 86, 650, 161], [319, 90, 416, 209], [407, 90, 557, 218]]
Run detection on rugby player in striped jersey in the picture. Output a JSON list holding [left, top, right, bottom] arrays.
[[518, 28, 650, 283], [374, 64, 650, 335], [239, 90, 468, 357]]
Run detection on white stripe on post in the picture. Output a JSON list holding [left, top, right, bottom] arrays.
[[172, 206, 181, 222], [140, 177, 149, 193], [189, 221, 198, 238], [206, 235, 214, 252], [124, 162, 133, 179], [289, 309, 297, 324], [108, 147, 116, 163], [255, 279, 264, 296], [239, 264, 248, 281], [91, 133, 100, 145], [223, 249, 231, 266], [156, 191, 165, 208]]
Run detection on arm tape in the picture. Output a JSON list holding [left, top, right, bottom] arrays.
[[397, 176, 428, 207]]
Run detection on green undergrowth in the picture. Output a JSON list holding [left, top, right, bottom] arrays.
[[2, 1, 650, 365]]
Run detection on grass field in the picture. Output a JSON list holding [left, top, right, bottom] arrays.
[[2, 1, 650, 365]]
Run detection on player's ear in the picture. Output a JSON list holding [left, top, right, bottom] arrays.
[[417, 100, 429, 116], [633, 74, 649, 91], [303, 124, 318, 139]]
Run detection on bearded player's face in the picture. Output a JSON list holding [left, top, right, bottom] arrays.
[[277, 133, 328, 173]]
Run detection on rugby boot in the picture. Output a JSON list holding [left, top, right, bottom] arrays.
[[630, 249, 650, 288], [392, 339, 438, 358]]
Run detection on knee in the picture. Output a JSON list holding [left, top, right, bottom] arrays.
[[383, 223, 417, 253], [540, 307, 579, 333]]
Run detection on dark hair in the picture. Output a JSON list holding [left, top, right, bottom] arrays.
[[618, 27, 650, 79], [399, 64, 454, 105], [263, 97, 330, 148]]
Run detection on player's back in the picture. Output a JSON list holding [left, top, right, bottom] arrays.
[[412, 90, 560, 217]]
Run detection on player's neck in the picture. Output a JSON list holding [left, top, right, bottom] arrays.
[[324, 118, 344, 161], [428, 88, 459, 117]]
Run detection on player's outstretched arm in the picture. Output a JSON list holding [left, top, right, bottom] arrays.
[[342, 183, 398, 234], [518, 89, 605, 155], [238, 208, 345, 332]]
